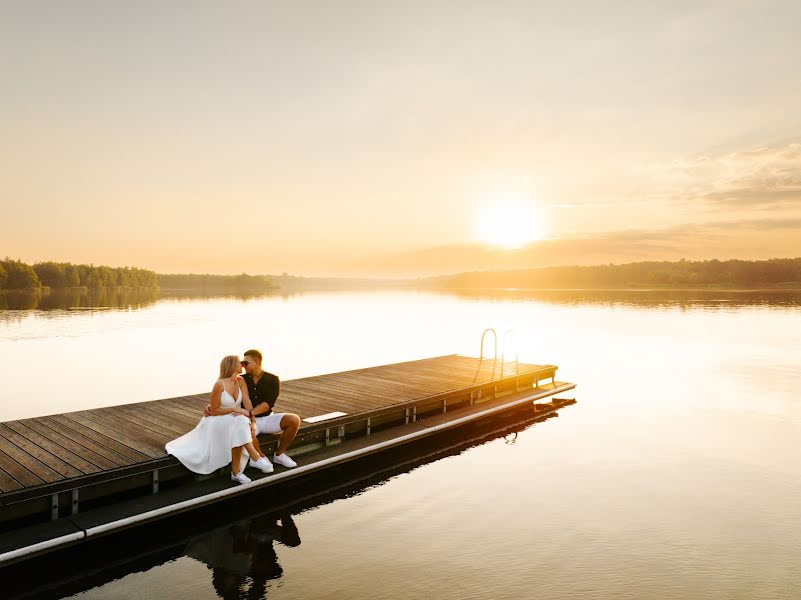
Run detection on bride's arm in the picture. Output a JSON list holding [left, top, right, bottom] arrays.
[[239, 377, 254, 413]]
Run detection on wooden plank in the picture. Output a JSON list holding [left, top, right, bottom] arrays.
[[39, 416, 138, 467], [142, 403, 203, 425], [335, 372, 437, 396], [288, 380, 393, 408], [99, 405, 190, 438], [0, 436, 62, 484], [52, 413, 159, 461], [132, 405, 199, 431], [0, 449, 44, 489], [300, 375, 406, 402], [286, 382, 391, 412], [59, 413, 164, 462], [21, 419, 122, 471], [148, 401, 206, 420], [2, 421, 103, 475], [0, 466, 23, 493], [284, 382, 380, 412], [0, 424, 84, 479], [75, 409, 172, 448]]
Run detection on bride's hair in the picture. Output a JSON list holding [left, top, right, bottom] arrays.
[[219, 355, 240, 379]]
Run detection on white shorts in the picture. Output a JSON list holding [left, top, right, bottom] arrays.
[[254, 413, 286, 435]]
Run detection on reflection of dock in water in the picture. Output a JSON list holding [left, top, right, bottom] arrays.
[[0, 403, 570, 600], [0, 354, 575, 567]]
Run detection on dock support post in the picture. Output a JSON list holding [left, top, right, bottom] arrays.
[[405, 408, 410, 424], [443, 399, 447, 414], [325, 428, 331, 446], [412, 406, 417, 422], [152, 469, 159, 494], [71, 489, 79, 515], [51, 493, 59, 521], [366, 418, 371, 435]]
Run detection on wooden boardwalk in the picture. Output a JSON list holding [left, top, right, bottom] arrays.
[[0, 355, 565, 529]]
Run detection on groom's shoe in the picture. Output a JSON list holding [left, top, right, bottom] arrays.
[[249, 456, 274, 474], [273, 452, 297, 468]]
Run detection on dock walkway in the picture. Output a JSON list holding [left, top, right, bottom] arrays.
[[0, 354, 576, 565]]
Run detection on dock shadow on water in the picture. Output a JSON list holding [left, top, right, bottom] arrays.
[[0, 405, 562, 600]]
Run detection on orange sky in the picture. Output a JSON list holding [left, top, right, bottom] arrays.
[[2, 2, 800, 277]]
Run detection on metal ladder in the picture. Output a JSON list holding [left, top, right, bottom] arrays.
[[473, 327, 519, 384]]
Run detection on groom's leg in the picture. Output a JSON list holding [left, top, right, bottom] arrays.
[[276, 414, 301, 455]]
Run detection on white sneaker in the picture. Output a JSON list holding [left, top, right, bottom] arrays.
[[249, 456, 274, 473], [231, 471, 252, 485], [273, 453, 297, 468]]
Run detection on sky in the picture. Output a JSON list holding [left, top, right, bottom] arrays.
[[1, 1, 800, 277]]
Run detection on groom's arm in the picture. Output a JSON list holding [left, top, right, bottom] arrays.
[[251, 375, 280, 417]]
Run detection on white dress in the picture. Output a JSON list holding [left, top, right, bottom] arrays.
[[166, 381, 252, 474]]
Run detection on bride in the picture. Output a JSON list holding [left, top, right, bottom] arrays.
[[166, 355, 274, 484]]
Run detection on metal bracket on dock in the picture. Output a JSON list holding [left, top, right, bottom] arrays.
[[366, 418, 371, 435], [71, 489, 79, 515], [152, 469, 159, 494], [51, 493, 59, 521]]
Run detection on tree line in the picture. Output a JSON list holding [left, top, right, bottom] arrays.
[[158, 273, 275, 291], [431, 258, 801, 289], [0, 258, 276, 292], [0, 259, 159, 291]]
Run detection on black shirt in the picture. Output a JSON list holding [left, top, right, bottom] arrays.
[[242, 371, 280, 416]]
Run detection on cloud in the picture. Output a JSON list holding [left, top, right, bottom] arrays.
[[651, 142, 801, 207]]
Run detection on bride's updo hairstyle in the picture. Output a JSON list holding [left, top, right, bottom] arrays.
[[219, 355, 241, 379]]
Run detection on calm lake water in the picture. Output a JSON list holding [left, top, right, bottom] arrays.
[[1, 288, 799, 599]]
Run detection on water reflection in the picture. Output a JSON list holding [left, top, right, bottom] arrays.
[[436, 287, 801, 309], [187, 512, 300, 599], [2, 287, 800, 315], [0, 288, 296, 320], [0, 288, 160, 312]]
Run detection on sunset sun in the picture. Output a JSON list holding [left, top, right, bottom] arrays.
[[476, 199, 546, 249]]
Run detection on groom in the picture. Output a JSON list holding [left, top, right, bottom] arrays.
[[205, 348, 301, 470], [241, 349, 301, 469]]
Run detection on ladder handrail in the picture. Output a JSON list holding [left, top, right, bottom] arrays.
[[479, 327, 497, 362], [474, 328, 498, 384], [500, 328, 519, 379]]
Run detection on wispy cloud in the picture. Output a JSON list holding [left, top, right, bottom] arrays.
[[651, 142, 801, 207]]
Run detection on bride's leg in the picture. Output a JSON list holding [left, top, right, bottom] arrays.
[[250, 421, 266, 458], [232, 446, 243, 475], [244, 441, 260, 461]]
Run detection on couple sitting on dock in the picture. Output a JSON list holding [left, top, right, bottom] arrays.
[[166, 349, 302, 485]]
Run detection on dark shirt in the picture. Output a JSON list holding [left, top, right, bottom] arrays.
[[242, 371, 280, 416]]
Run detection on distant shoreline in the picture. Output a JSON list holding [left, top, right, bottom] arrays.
[[424, 286, 801, 293]]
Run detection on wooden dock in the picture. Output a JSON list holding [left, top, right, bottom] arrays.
[[0, 354, 576, 565]]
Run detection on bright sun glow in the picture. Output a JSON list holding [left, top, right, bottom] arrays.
[[476, 199, 545, 249]]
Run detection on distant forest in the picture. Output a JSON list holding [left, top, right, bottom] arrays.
[[0, 259, 158, 291], [430, 258, 801, 290], [158, 273, 275, 292], [0, 259, 274, 292]]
